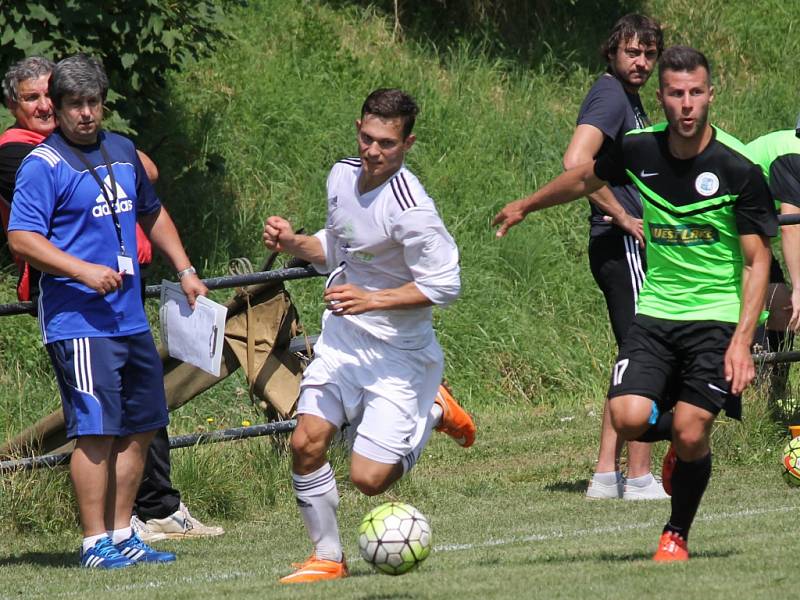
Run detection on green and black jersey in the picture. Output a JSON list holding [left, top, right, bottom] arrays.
[[746, 129, 800, 208], [594, 122, 778, 323]]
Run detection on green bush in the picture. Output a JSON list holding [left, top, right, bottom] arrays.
[[0, 0, 229, 132]]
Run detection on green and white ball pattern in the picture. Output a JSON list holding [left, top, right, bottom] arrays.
[[358, 502, 431, 575], [782, 436, 800, 486]]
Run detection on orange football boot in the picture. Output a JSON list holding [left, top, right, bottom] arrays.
[[652, 531, 689, 562], [279, 555, 349, 584], [661, 445, 677, 496], [434, 382, 476, 448]]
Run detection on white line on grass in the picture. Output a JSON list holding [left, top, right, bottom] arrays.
[[9, 504, 797, 599], [434, 505, 797, 552]]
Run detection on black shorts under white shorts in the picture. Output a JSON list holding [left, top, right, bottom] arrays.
[[607, 314, 741, 419]]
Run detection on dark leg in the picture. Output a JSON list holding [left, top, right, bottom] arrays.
[[133, 426, 181, 521], [663, 452, 712, 540]]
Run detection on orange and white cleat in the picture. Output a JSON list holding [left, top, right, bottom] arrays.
[[279, 554, 349, 584], [434, 383, 476, 448], [652, 531, 689, 562], [661, 445, 677, 496]]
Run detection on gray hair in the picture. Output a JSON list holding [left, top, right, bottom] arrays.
[[2, 56, 55, 105], [50, 54, 108, 109]]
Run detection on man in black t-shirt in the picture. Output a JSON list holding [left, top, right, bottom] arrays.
[[562, 14, 667, 500]]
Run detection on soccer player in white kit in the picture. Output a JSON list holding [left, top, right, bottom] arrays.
[[263, 88, 476, 583]]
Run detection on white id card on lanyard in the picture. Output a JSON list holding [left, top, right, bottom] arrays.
[[117, 254, 134, 274]]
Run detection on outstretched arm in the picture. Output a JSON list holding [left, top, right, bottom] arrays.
[[725, 233, 772, 394], [492, 161, 606, 238], [564, 124, 643, 244]]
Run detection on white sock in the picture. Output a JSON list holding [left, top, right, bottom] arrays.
[[593, 471, 621, 485], [292, 463, 342, 562], [82, 533, 108, 553], [111, 526, 133, 545], [625, 473, 655, 488], [401, 402, 444, 475]]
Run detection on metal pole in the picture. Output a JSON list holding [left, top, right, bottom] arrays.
[[0, 266, 322, 316], [0, 420, 297, 473], [753, 351, 800, 365], [779, 214, 800, 226]]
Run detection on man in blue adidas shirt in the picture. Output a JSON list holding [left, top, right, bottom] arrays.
[[8, 54, 206, 569]]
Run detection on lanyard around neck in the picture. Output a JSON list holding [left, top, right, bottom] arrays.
[[67, 140, 127, 255]]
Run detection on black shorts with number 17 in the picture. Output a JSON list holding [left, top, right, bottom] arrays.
[[607, 314, 742, 419]]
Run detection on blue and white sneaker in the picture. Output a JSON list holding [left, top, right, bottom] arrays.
[[80, 536, 135, 569], [115, 533, 177, 564]]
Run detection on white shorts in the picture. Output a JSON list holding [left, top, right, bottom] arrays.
[[298, 313, 443, 464]]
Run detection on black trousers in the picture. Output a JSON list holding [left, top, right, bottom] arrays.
[[132, 269, 181, 520], [134, 426, 181, 520]]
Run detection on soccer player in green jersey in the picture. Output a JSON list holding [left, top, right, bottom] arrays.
[[746, 123, 800, 402], [493, 46, 777, 561]]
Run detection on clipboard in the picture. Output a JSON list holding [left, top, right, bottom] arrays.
[[159, 280, 228, 376]]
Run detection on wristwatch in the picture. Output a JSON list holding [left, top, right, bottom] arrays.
[[177, 266, 197, 280]]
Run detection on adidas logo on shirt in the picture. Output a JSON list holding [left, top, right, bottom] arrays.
[[92, 174, 133, 218]]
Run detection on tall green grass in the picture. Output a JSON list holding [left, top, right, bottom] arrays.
[[0, 0, 797, 534]]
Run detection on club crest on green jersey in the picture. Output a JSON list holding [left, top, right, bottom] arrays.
[[695, 172, 720, 196], [649, 223, 719, 246]]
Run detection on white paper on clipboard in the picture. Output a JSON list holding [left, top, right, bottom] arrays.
[[159, 280, 227, 376]]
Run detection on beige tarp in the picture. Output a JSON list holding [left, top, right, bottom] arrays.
[[0, 275, 304, 458]]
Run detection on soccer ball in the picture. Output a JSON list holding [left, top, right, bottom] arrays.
[[357, 502, 431, 575], [782, 436, 800, 486]]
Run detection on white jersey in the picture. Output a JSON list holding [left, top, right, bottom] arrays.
[[312, 158, 460, 349]]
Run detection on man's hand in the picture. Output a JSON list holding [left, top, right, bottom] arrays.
[[263, 216, 295, 252], [724, 338, 756, 395], [492, 199, 528, 238], [180, 272, 208, 309], [603, 214, 645, 246], [78, 264, 124, 295], [323, 284, 374, 315], [789, 287, 800, 331]]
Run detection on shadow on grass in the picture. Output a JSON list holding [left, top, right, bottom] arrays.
[[323, 0, 646, 70], [544, 479, 591, 494], [0, 551, 75, 568]]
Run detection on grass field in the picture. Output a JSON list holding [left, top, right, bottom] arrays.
[[1, 403, 797, 599], [1, 0, 800, 596]]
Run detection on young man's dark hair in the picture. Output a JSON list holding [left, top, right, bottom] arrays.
[[601, 13, 664, 62], [360, 88, 418, 138], [658, 45, 712, 86], [49, 53, 108, 109]]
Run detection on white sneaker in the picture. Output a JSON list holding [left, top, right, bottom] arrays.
[[623, 475, 670, 500], [586, 476, 623, 499], [139, 503, 225, 539], [130, 514, 168, 543]]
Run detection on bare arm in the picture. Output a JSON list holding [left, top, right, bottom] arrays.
[[7, 230, 123, 294], [324, 281, 432, 315], [563, 124, 644, 244], [262, 215, 326, 264], [780, 202, 800, 330], [725, 233, 772, 394], [493, 162, 606, 237], [136, 149, 159, 184], [139, 207, 207, 307]]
